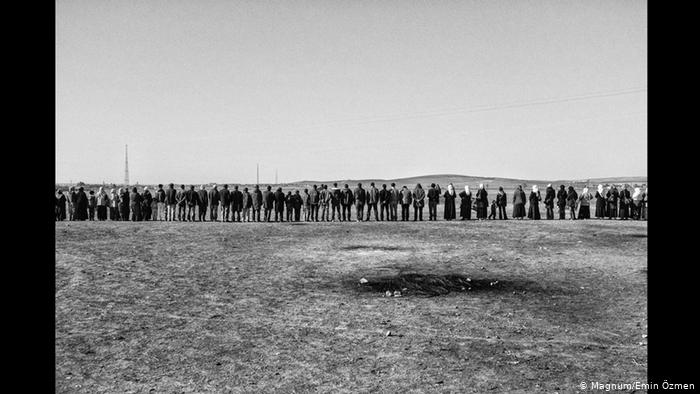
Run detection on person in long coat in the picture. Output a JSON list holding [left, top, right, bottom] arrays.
[[475, 184, 488, 220], [56, 190, 67, 221], [641, 187, 647, 220], [142, 187, 153, 221], [458, 185, 472, 220], [544, 184, 555, 220], [443, 183, 457, 221], [496, 186, 508, 220], [242, 187, 252, 222], [218, 185, 231, 222], [197, 185, 208, 222], [594, 184, 606, 219], [119, 187, 130, 220], [274, 187, 286, 222], [606, 186, 619, 219], [75, 186, 89, 221], [291, 190, 303, 221], [263, 185, 275, 222], [566, 186, 578, 220], [208, 185, 219, 222], [96, 186, 110, 221], [109, 188, 120, 220], [129, 187, 143, 221], [400, 186, 412, 221], [412, 183, 425, 221], [527, 185, 541, 220], [577, 187, 593, 220], [618, 184, 631, 220], [427, 183, 440, 221], [285, 191, 294, 222], [556, 185, 567, 220], [251, 185, 263, 222], [631, 186, 642, 220], [309, 185, 320, 222], [512, 185, 526, 219]]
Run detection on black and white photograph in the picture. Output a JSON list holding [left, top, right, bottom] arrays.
[[54, 0, 656, 392]]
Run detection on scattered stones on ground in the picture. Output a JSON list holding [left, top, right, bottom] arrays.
[[359, 278, 368, 284], [393, 291, 402, 297]]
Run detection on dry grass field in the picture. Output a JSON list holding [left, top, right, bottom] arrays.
[[55, 219, 647, 393]]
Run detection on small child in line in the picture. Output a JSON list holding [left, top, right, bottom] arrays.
[[488, 200, 497, 219]]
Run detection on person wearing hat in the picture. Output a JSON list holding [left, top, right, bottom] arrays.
[[218, 184, 231, 222], [208, 184, 219, 221], [389, 183, 401, 221], [262, 185, 274, 222], [251, 185, 262, 222], [197, 185, 208, 221], [241, 187, 252, 222], [427, 183, 439, 221], [353, 183, 366, 222], [544, 184, 555, 220]]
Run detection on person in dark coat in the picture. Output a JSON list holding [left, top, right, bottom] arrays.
[[400, 186, 412, 221], [527, 185, 541, 220], [341, 184, 354, 221], [175, 185, 187, 221], [219, 185, 231, 222], [129, 187, 143, 221], [458, 185, 472, 220], [606, 186, 619, 219], [56, 189, 67, 221], [165, 183, 177, 221], [488, 200, 497, 220], [556, 185, 567, 220], [427, 183, 439, 221], [87, 190, 97, 221], [291, 190, 303, 221], [379, 184, 390, 221], [274, 187, 286, 222], [443, 184, 457, 220], [319, 184, 330, 221], [389, 183, 401, 221], [285, 191, 294, 222], [242, 187, 252, 222], [251, 185, 263, 222], [496, 186, 508, 220], [594, 184, 606, 219], [309, 185, 320, 222], [566, 186, 578, 220], [184, 185, 199, 221], [475, 184, 488, 220], [230, 185, 243, 222], [119, 188, 130, 221], [365, 182, 380, 221], [208, 184, 219, 221], [154, 184, 166, 221], [353, 183, 366, 222], [512, 185, 526, 219], [141, 187, 153, 221], [618, 184, 631, 220], [412, 183, 425, 221], [197, 185, 208, 221], [544, 184, 556, 220], [75, 186, 89, 221], [330, 183, 342, 222], [263, 185, 275, 222], [641, 187, 647, 220]]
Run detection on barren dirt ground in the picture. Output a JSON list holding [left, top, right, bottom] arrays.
[[55, 219, 647, 393]]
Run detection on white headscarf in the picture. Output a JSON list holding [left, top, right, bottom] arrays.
[[479, 183, 484, 189], [98, 186, 104, 194], [582, 187, 589, 194], [597, 184, 604, 194], [464, 185, 470, 194], [447, 184, 454, 195], [547, 183, 552, 188], [632, 187, 641, 199], [532, 185, 538, 193], [118, 188, 123, 194], [200, 185, 206, 190]]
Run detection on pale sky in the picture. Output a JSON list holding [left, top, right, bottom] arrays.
[[56, 0, 647, 185]]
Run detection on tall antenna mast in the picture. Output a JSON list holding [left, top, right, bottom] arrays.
[[124, 144, 130, 186]]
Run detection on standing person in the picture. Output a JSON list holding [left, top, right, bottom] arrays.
[[176, 185, 187, 221], [109, 188, 119, 220], [379, 184, 390, 221], [119, 187, 130, 221], [618, 184, 631, 220], [319, 184, 330, 221], [242, 187, 252, 222], [556, 185, 567, 220], [197, 185, 208, 221], [365, 182, 380, 221], [496, 186, 508, 220], [309, 185, 320, 222], [231, 185, 243, 222], [594, 184, 606, 219], [274, 187, 286, 222], [354, 183, 366, 222], [150, 192, 158, 220], [400, 186, 412, 221], [141, 187, 153, 221], [566, 186, 578, 220], [251, 185, 263, 222], [528, 185, 542, 220], [641, 187, 647, 220], [301, 188, 311, 221], [219, 185, 231, 222], [512, 185, 526, 219], [578, 186, 593, 220], [330, 183, 342, 222], [341, 184, 354, 222], [208, 184, 219, 222], [75, 187, 89, 221], [427, 183, 439, 221], [458, 186, 472, 220], [87, 191, 97, 221], [185, 185, 199, 221], [631, 186, 643, 220], [263, 185, 275, 222], [389, 183, 401, 221], [285, 191, 294, 222], [606, 185, 619, 219], [292, 190, 303, 221], [67, 186, 77, 221], [96, 186, 110, 221], [165, 183, 177, 221], [56, 190, 67, 221], [443, 183, 457, 221], [129, 187, 142, 221], [155, 184, 166, 221], [412, 183, 425, 221], [475, 184, 488, 220], [544, 184, 556, 220]]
